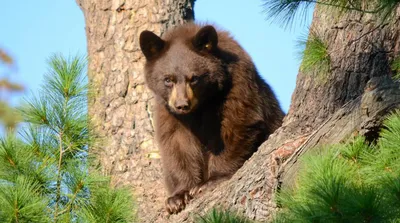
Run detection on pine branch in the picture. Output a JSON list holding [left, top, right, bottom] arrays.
[[263, 0, 400, 28], [274, 110, 400, 222], [0, 176, 49, 222], [297, 29, 331, 79], [1, 54, 135, 222]]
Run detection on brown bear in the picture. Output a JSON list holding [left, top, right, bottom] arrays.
[[139, 23, 284, 214]]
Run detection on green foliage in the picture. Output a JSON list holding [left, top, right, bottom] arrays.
[[297, 30, 331, 79], [195, 111, 400, 223], [338, 136, 370, 161], [392, 56, 400, 80], [197, 208, 253, 223], [263, 0, 315, 29], [0, 176, 50, 223], [274, 110, 400, 222], [263, 0, 400, 28], [0, 54, 135, 222], [78, 182, 136, 223]]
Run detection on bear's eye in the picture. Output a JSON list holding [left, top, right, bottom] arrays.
[[164, 77, 173, 87], [190, 76, 200, 85]]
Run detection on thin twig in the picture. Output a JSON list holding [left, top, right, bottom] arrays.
[[14, 199, 19, 223], [54, 131, 63, 223], [58, 181, 83, 217]]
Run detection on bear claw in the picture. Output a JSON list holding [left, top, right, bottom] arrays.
[[165, 191, 192, 214]]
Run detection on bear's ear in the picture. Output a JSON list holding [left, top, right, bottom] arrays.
[[140, 30, 165, 60], [192, 25, 218, 52]]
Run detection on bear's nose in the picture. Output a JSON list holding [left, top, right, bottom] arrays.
[[175, 100, 190, 111]]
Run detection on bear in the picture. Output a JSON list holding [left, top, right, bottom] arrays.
[[139, 23, 284, 214]]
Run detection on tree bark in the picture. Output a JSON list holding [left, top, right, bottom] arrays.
[[76, 0, 194, 220], [78, 0, 400, 221], [169, 4, 400, 223]]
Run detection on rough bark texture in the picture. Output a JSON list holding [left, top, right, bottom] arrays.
[[78, 0, 400, 221], [169, 4, 400, 223], [76, 0, 194, 220], [169, 76, 400, 223], [287, 6, 400, 136]]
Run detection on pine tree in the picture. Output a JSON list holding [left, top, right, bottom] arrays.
[[261, 2, 400, 221], [197, 111, 400, 223], [0, 54, 135, 223], [197, 208, 253, 223], [273, 111, 400, 222], [263, 0, 400, 28]]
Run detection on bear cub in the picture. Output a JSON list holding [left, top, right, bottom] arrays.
[[139, 23, 284, 214]]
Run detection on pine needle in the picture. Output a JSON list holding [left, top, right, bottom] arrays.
[[1, 54, 135, 222], [274, 110, 400, 222]]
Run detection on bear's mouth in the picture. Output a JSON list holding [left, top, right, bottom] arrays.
[[174, 110, 191, 115]]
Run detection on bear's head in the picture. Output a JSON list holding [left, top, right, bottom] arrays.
[[139, 25, 228, 115]]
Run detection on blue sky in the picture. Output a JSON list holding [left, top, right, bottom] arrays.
[[0, 0, 313, 113]]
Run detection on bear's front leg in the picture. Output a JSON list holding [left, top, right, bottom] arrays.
[[160, 141, 204, 214]]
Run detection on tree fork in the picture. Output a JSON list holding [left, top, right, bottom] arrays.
[[78, 0, 400, 221], [170, 4, 400, 222]]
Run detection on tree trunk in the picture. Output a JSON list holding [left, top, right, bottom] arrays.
[[76, 0, 194, 220], [169, 4, 400, 223], [78, 0, 400, 221]]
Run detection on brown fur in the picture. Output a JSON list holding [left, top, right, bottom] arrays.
[[139, 23, 284, 214]]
